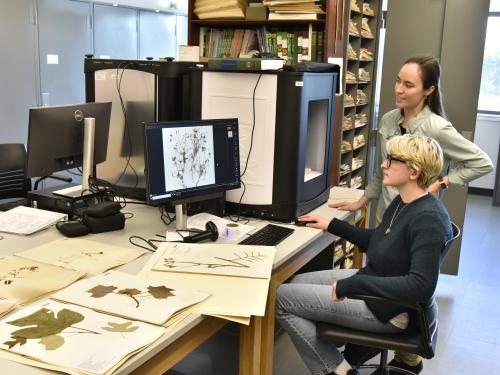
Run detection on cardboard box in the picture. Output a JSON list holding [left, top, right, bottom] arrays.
[[246, 5, 267, 21]]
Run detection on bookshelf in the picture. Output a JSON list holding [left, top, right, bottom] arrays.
[[187, 0, 344, 64], [187, 1, 374, 270], [337, 0, 382, 190]]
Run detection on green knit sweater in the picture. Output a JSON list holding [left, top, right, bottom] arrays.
[[331, 194, 452, 324]]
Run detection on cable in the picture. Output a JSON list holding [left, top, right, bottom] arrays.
[[159, 204, 175, 226], [230, 73, 262, 223], [113, 62, 140, 190], [240, 73, 262, 178]]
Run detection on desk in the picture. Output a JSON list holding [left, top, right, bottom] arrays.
[[0, 198, 355, 375]]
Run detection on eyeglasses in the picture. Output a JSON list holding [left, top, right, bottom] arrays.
[[385, 154, 406, 167]]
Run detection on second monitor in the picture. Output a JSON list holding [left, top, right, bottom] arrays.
[[144, 118, 241, 229]]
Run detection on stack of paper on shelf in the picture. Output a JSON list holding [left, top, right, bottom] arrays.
[[264, 0, 325, 20], [139, 242, 276, 324], [0, 206, 67, 236], [0, 300, 165, 375], [51, 270, 210, 327], [0, 255, 85, 304], [194, 0, 248, 19], [330, 186, 365, 201], [16, 238, 147, 275]]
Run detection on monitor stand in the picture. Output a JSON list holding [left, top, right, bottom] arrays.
[[175, 203, 188, 231], [53, 117, 96, 199], [172, 191, 225, 231]]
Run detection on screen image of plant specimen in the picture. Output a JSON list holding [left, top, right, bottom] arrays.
[[51, 270, 209, 326], [151, 243, 276, 279], [162, 125, 216, 190], [0, 300, 165, 375]]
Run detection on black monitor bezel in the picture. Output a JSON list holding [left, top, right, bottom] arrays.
[[144, 118, 241, 207]]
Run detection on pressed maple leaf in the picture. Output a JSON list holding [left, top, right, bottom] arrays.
[[147, 285, 175, 299], [117, 288, 141, 296], [5, 308, 84, 349], [87, 285, 117, 298], [117, 288, 142, 308], [39, 334, 64, 350], [102, 321, 139, 333], [3, 335, 27, 349]]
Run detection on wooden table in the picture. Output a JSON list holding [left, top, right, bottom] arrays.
[[0, 195, 357, 375]]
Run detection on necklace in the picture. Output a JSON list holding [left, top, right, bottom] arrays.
[[385, 200, 407, 235], [385, 192, 429, 235]]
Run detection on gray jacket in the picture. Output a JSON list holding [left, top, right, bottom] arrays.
[[365, 106, 493, 222]]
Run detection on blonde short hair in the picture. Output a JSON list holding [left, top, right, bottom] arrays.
[[386, 134, 443, 187]]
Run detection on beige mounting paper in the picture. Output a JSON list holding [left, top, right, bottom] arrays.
[[0, 255, 85, 304], [140, 243, 272, 319], [51, 270, 210, 326], [0, 298, 17, 319], [0, 300, 165, 375], [16, 238, 147, 275], [151, 242, 276, 279]]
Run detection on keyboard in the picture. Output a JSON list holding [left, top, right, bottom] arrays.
[[238, 224, 294, 246]]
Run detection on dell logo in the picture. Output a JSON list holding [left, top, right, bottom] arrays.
[[74, 110, 84, 122]]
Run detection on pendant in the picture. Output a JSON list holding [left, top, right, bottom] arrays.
[[385, 227, 391, 235]]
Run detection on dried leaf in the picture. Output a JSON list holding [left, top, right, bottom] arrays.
[[3, 335, 27, 349], [39, 334, 64, 350], [7, 308, 84, 339], [87, 285, 117, 298], [101, 321, 139, 333], [147, 285, 175, 299], [117, 288, 141, 296]]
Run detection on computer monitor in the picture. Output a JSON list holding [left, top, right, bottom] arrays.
[[144, 118, 241, 229], [27, 102, 112, 178]]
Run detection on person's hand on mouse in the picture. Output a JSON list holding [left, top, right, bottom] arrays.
[[297, 214, 329, 230]]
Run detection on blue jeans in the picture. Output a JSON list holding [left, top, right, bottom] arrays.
[[276, 269, 404, 375]]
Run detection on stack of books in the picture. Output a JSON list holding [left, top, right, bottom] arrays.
[[264, 0, 326, 20], [199, 26, 322, 64], [194, 0, 248, 20]]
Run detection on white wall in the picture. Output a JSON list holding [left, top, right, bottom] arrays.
[[470, 115, 500, 189]]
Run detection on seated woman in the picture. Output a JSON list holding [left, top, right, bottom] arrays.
[[275, 134, 452, 375]]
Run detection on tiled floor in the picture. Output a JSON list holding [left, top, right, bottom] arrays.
[[274, 194, 500, 375]]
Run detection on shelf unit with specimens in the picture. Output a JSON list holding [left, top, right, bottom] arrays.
[[337, 0, 382, 190]]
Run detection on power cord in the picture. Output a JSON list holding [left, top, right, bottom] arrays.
[[113, 62, 140, 190], [230, 73, 262, 223]]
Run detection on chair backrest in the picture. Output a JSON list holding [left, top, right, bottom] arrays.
[[422, 222, 461, 357], [0, 144, 31, 200], [440, 222, 461, 265]]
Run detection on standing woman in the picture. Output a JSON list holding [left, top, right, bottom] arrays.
[[331, 55, 493, 372], [276, 134, 452, 375], [334, 55, 493, 224]]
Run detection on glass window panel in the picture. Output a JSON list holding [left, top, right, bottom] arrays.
[[490, 0, 500, 12], [478, 16, 500, 112]]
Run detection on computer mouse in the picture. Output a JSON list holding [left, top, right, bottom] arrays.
[[294, 220, 316, 227]]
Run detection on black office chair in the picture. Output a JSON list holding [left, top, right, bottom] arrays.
[[0, 143, 32, 210], [317, 222, 461, 374]]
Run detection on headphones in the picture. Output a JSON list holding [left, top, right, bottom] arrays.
[[182, 221, 219, 243]]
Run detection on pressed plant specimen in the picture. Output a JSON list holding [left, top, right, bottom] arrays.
[[86, 284, 176, 308]]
